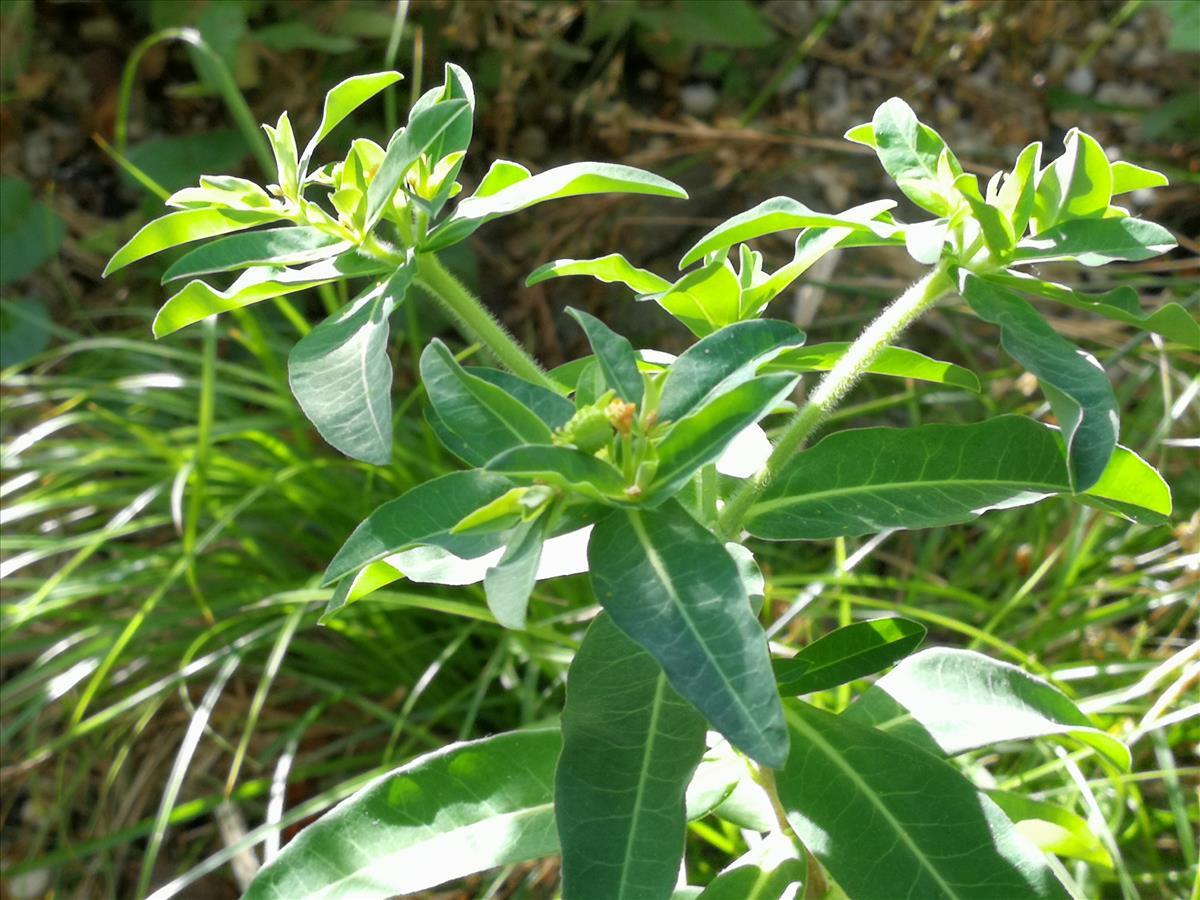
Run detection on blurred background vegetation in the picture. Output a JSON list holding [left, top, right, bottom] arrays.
[[1, 1, 1196, 897]]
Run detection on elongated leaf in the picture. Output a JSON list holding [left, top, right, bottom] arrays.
[[961, 273, 1118, 490], [955, 174, 1015, 258], [659, 319, 805, 425], [323, 470, 513, 583], [1081, 442, 1171, 523], [288, 262, 413, 464], [366, 99, 471, 229], [566, 308, 644, 405], [844, 647, 1130, 770], [557, 614, 707, 900], [697, 835, 805, 900], [1014, 217, 1176, 267], [243, 728, 559, 900], [298, 71, 403, 176], [1110, 160, 1168, 194], [656, 258, 743, 336], [420, 339, 553, 464], [983, 270, 1199, 348], [526, 254, 671, 294], [680, 198, 895, 268], [162, 226, 348, 282], [741, 224, 852, 310], [871, 97, 960, 215], [587, 504, 787, 767], [467, 367, 575, 428], [749, 416, 1070, 540], [985, 790, 1113, 867], [1031, 129, 1112, 232], [652, 374, 795, 501], [764, 342, 980, 391], [105, 208, 280, 276], [406, 63, 475, 215], [774, 618, 926, 695], [486, 445, 629, 503], [778, 702, 1069, 900], [996, 142, 1042, 237], [428, 162, 687, 251], [483, 515, 548, 629], [153, 256, 387, 337]]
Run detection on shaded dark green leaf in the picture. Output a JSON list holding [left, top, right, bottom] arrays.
[[774, 618, 926, 694]]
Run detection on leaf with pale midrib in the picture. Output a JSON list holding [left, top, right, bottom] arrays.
[[556, 614, 707, 900], [587, 504, 787, 767], [778, 702, 1070, 900], [243, 729, 560, 900]]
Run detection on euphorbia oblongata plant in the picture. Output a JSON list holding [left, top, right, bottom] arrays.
[[107, 68, 1195, 899]]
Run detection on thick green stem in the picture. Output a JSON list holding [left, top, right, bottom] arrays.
[[718, 265, 954, 539], [413, 253, 558, 392]]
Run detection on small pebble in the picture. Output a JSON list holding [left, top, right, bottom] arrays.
[[680, 83, 719, 117], [1064, 65, 1095, 95]]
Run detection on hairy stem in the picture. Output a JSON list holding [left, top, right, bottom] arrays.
[[413, 252, 558, 392], [718, 265, 954, 539]]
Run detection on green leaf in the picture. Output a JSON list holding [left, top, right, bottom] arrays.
[[0, 177, 66, 286], [656, 258, 743, 337], [1078, 443, 1172, 523], [960, 273, 1118, 490], [365, 99, 471, 230], [323, 470, 513, 584], [406, 64, 475, 214], [697, 835, 804, 900], [472, 158, 532, 197], [467, 367, 575, 428], [587, 504, 787, 767], [1030, 129, 1112, 233], [870, 97, 960, 215], [1014, 217, 1177, 267], [243, 728, 560, 900], [556, 614, 708, 900], [105, 208, 280, 276], [420, 339, 553, 464], [845, 648, 1131, 770], [995, 142, 1042, 237], [955, 174, 1015, 258], [428, 162, 687, 251], [777, 702, 1070, 900], [483, 515, 549, 629], [740, 224, 855, 311], [298, 71, 403, 176], [526, 253, 671, 294], [843, 122, 875, 147], [486, 445, 629, 503], [288, 262, 413, 464], [566, 308, 644, 405], [982, 271, 1199, 348], [748, 416, 1072, 540], [1109, 160, 1169, 194], [985, 790, 1113, 868], [152, 256, 385, 338], [763, 342, 980, 391], [659, 319, 806, 423], [652, 374, 796, 501], [679, 198, 896, 268], [161, 226, 348, 282], [774, 618, 926, 695]]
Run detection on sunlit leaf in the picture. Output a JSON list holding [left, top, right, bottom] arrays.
[[778, 702, 1069, 899], [764, 342, 980, 391], [844, 647, 1131, 770], [105, 208, 281, 276], [1014, 217, 1176, 267], [162, 226, 349, 282], [588, 504, 787, 767], [243, 729, 559, 899], [557, 614, 707, 900], [526, 253, 671, 294]]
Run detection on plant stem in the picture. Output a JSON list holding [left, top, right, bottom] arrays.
[[414, 252, 559, 392], [718, 265, 954, 539]]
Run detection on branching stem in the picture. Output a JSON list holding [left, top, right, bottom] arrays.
[[718, 265, 954, 539]]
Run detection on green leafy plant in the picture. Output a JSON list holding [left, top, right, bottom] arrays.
[[108, 69, 1193, 899]]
